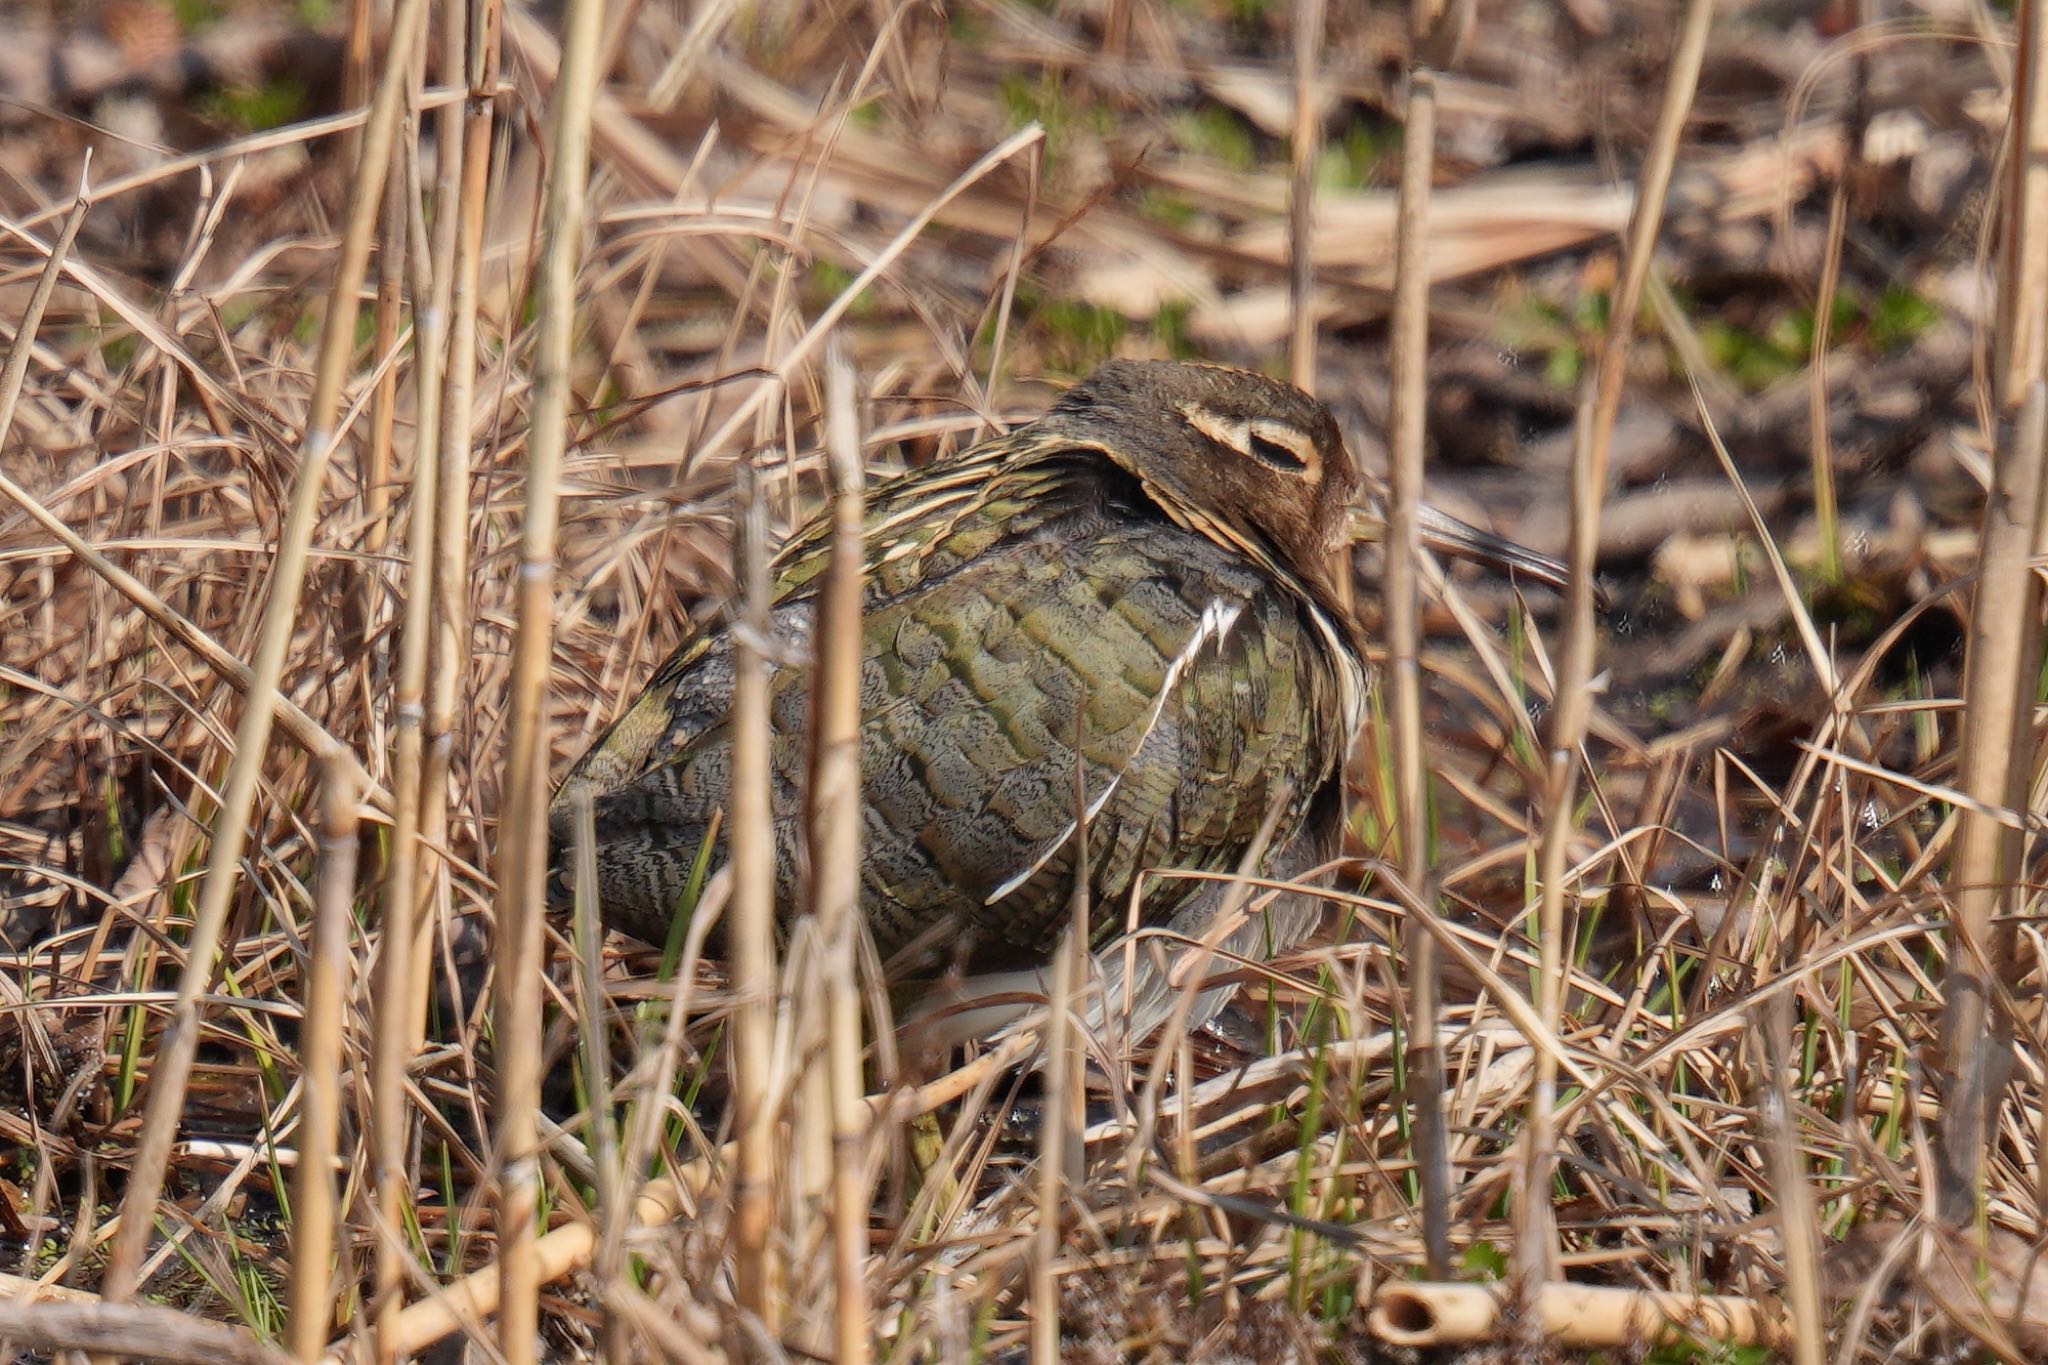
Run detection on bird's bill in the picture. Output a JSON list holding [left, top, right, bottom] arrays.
[[1351, 503, 1588, 601]]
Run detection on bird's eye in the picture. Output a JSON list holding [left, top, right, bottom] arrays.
[[1246, 428, 1310, 472], [1179, 404, 1321, 479], [1244, 421, 1318, 476]]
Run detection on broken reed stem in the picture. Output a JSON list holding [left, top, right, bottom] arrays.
[[1383, 68, 1449, 1280], [1370, 1280, 1788, 1349], [410, 0, 504, 1053], [1938, 380, 2048, 1226], [99, 0, 430, 1301], [729, 445, 782, 1328], [1515, 0, 1712, 1288], [491, 0, 605, 1352], [813, 345, 870, 1365], [287, 758, 363, 1362], [1287, 0, 1326, 396]]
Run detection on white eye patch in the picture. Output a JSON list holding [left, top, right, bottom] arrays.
[[1177, 403, 1322, 479]]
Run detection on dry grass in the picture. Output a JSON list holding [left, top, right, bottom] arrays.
[[1, 0, 2045, 1360]]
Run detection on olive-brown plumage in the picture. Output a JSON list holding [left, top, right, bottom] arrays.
[[551, 360, 1370, 1042]]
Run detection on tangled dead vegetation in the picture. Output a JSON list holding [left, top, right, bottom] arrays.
[[1, 0, 2045, 1359]]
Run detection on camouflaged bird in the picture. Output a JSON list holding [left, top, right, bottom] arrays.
[[549, 360, 1557, 1046]]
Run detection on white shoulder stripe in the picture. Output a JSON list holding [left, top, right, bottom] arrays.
[[1305, 601, 1367, 739]]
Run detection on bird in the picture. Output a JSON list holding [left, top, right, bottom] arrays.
[[548, 359, 1567, 1050]]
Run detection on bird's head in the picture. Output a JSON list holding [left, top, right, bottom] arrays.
[[1044, 359, 1584, 606], [1042, 360, 1361, 598]]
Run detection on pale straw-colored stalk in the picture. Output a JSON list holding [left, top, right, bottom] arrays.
[[1938, 381, 2048, 1225], [1383, 67, 1449, 1279], [1751, 993, 1825, 1365], [369, 88, 456, 1364], [287, 757, 364, 1362], [1953, 0, 2048, 1240], [1287, 0, 1326, 397], [813, 346, 871, 1365], [490, 0, 606, 1351], [1029, 928, 1080, 1365], [1996, 0, 2048, 406], [410, 0, 504, 1052], [728, 432, 782, 1330]]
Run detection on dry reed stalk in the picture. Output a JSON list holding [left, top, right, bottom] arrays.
[[979, 147, 1038, 442], [728, 437, 782, 1330], [813, 346, 871, 1365], [748, 78, 867, 1312], [368, 85, 458, 1364], [1383, 67, 1449, 1280], [361, 142, 409, 585], [98, 0, 429, 1301], [410, 0, 504, 1053], [1997, 0, 2048, 405], [287, 757, 363, 1362], [491, 0, 605, 1352], [1286, 0, 1326, 396], [1515, 0, 1713, 1288], [341, 0, 375, 170], [1938, 381, 2048, 1226]]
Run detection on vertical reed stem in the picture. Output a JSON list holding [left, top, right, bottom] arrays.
[[730, 446, 783, 1330], [492, 0, 606, 1352], [813, 346, 870, 1365], [1384, 67, 1449, 1280], [287, 757, 362, 1361]]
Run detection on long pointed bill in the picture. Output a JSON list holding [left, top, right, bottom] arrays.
[[1352, 503, 1604, 607]]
